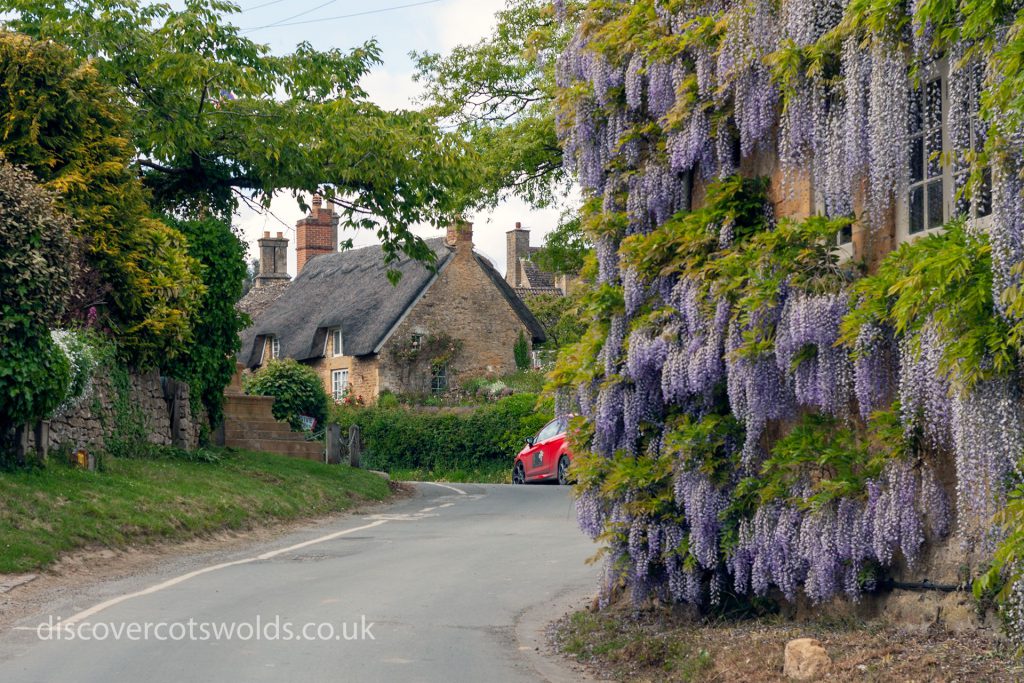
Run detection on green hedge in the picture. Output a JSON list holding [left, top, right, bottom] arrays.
[[332, 393, 551, 473]]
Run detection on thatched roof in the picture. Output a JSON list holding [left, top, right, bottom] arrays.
[[238, 237, 545, 367]]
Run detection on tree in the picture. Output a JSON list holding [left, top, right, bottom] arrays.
[[0, 162, 73, 434], [524, 291, 586, 350], [0, 31, 203, 367], [413, 0, 579, 209], [514, 330, 531, 370], [3, 0, 473, 267], [531, 215, 589, 275], [163, 217, 249, 428]]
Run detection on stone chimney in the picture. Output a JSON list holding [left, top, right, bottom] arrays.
[[295, 195, 339, 274], [446, 218, 473, 255], [255, 231, 290, 288], [505, 222, 530, 286]]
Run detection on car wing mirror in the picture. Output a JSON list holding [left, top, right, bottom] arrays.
[[525, 437, 534, 446]]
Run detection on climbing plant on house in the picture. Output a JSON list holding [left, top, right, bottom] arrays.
[[552, 0, 1024, 644]]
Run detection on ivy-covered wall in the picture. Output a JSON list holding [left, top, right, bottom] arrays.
[[552, 0, 1024, 641], [29, 366, 200, 456]]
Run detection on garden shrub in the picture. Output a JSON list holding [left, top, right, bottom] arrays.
[[49, 329, 102, 417], [162, 217, 249, 427], [0, 162, 74, 433], [0, 32, 203, 367], [331, 393, 551, 473], [513, 330, 531, 370], [246, 360, 329, 431]]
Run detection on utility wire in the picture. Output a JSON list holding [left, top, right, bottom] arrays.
[[245, 0, 344, 30], [242, 0, 444, 31], [240, 0, 294, 12]]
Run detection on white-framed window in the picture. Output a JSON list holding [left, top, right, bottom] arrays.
[[332, 369, 349, 400], [897, 59, 992, 243], [331, 328, 343, 357], [430, 364, 447, 394], [266, 335, 280, 361], [411, 333, 424, 350], [900, 67, 949, 241]]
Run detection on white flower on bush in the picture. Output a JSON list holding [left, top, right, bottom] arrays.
[[486, 380, 507, 397], [50, 329, 99, 417]]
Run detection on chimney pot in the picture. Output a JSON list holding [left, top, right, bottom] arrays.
[[263, 231, 270, 238], [515, 221, 522, 229], [276, 231, 283, 238]]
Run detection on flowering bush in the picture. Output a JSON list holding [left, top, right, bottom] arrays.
[[552, 0, 1024, 644], [49, 329, 102, 418]]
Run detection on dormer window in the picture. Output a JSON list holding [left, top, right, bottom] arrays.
[[331, 328, 343, 357]]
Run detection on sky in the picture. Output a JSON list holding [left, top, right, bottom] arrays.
[[229, 0, 567, 277]]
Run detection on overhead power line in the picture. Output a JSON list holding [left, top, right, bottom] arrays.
[[242, 0, 445, 31]]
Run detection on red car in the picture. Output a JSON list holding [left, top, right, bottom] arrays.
[[512, 415, 573, 485]]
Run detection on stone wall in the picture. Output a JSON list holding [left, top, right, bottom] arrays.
[[377, 241, 533, 395], [32, 367, 200, 455]]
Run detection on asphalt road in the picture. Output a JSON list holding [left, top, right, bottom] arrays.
[[0, 483, 600, 683]]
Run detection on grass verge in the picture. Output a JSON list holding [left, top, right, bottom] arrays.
[[389, 461, 512, 484], [551, 605, 1023, 682], [0, 449, 391, 573]]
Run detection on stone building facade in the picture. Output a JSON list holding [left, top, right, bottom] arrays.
[[238, 212, 546, 402]]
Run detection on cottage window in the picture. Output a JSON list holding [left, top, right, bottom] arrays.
[[331, 328, 343, 357], [898, 61, 991, 243], [430, 364, 448, 394], [906, 74, 947, 237], [411, 334, 424, 350], [332, 369, 349, 400]]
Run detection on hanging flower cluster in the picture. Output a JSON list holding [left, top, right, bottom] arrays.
[[553, 0, 1024, 643]]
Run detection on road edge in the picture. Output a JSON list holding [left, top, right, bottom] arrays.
[[515, 582, 600, 683]]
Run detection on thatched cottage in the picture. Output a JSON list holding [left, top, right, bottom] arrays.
[[237, 199, 545, 401]]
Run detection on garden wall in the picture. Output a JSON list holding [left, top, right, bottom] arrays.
[[26, 367, 200, 455]]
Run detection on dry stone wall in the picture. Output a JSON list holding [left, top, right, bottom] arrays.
[[35, 367, 199, 454]]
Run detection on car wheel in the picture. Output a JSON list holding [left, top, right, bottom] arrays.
[[557, 456, 571, 486], [512, 461, 525, 485]]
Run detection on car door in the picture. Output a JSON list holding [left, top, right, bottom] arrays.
[[532, 417, 567, 480], [525, 418, 561, 480]]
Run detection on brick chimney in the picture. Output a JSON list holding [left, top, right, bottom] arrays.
[[505, 222, 530, 286], [295, 195, 339, 273], [255, 231, 290, 288]]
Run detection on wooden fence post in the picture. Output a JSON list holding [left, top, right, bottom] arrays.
[[348, 425, 362, 468], [33, 421, 49, 465], [326, 424, 342, 465]]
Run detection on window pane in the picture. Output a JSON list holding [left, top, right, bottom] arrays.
[[908, 90, 923, 134], [836, 224, 853, 245], [925, 78, 942, 129], [908, 135, 924, 184], [909, 185, 925, 234], [927, 179, 944, 229], [925, 128, 942, 178]]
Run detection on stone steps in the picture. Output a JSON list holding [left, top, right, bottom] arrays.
[[221, 386, 325, 462]]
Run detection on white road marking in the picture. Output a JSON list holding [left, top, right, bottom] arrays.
[[415, 481, 467, 495], [59, 518, 389, 627], [419, 507, 437, 512], [36, 481, 469, 629]]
